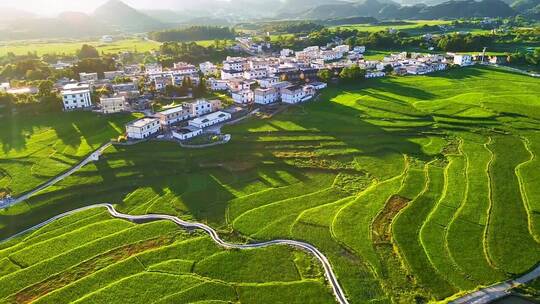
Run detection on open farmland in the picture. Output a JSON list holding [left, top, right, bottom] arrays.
[[1, 66, 540, 303], [0, 111, 139, 198]]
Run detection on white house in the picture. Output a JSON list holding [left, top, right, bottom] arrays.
[[223, 57, 246, 71], [353, 46, 366, 53], [0, 82, 10, 92], [454, 54, 473, 66], [62, 89, 92, 110], [185, 99, 213, 117], [221, 70, 244, 80], [243, 68, 268, 80], [281, 85, 306, 104], [365, 71, 386, 78], [257, 77, 279, 88], [155, 106, 191, 126], [104, 71, 125, 80], [333, 45, 350, 54], [254, 88, 279, 105], [310, 82, 327, 90], [208, 78, 229, 91], [79, 72, 98, 82], [199, 62, 218, 75], [280, 49, 294, 57], [172, 126, 203, 140], [321, 50, 342, 62], [173, 62, 197, 74], [101, 35, 113, 43], [189, 111, 232, 129], [126, 118, 161, 139], [145, 63, 163, 74], [100, 96, 126, 114], [231, 89, 254, 104]]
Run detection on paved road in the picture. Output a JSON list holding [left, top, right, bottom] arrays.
[[0, 203, 350, 304], [450, 264, 540, 304], [0, 143, 112, 209]]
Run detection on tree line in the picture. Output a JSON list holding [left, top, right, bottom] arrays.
[[150, 26, 236, 42]]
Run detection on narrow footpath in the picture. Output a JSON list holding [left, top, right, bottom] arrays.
[[1, 203, 350, 304]]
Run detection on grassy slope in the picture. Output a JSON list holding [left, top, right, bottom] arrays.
[[1, 66, 539, 303]]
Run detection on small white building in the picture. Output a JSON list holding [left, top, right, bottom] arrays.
[[310, 82, 327, 90], [104, 71, 125, 80], [145, 63, 163, 74], [280, 49, 294, 57], [101, 35, 114, 43], [100, 96, 126, 114], [281, 85, 306, 104], [155, 106, 191, 126], [79, 72, 98, 82], [231, 89, 254, 104], [172, 126, 203, 140], [365, 71, 386, 78], [333, 45, 350, 54], [62, 89, 92, 110], [257, 77, 279, 88], [353, 46, 366, 53], [454, 54, 473, 66], [223, 57, 246, 71], [189, 111, 232, 129], [254, 88, 279, 105], [0, 82, 10, 92], [243, 68, 268, 80], [208, 78, 229, 91], [221, 70, 244, 80], [199, 62, 218, 75], [185, 99, 213, 117], [126, 118, 161, 139]]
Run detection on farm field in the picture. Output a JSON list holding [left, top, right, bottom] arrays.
[[0, 39, 162, 56], [0, 111, 140, 198], [1, 66, 540, 303]]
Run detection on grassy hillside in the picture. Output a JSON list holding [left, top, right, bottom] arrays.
[[1, 66, 539, 303]]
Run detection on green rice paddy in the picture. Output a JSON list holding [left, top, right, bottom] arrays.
[[0, 65, 539, 303]]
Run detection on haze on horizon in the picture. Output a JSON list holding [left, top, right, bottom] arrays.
[[0, 0, 235, 16]]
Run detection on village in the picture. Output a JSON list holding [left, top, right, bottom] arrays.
[[1, 40, 483, 144]]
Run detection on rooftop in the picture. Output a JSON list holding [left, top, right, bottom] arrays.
[[128, 118, 159, 128]]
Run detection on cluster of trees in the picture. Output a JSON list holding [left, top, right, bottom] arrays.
[[150, 26, 236, 42], [317, 66, 366, 83], [262, 21, 324, 34], [163, 77, 207, 98], [437, 34, 494, 51], [506, 48, 540, 66], [159, 41, 232, 66]]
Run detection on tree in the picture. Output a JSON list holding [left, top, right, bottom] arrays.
[[339, 65, 366, 82], [195, 77, 207, 98], [317, 69, 332, 82], [38, 80, 53, 97], [383, 64, 394, 74], [78, 44, 99, 59]]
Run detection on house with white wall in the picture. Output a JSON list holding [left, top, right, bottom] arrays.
[[189, 111, 232, 128], [254, 88, 279, 105], [453, 54, 473, 66], [281, 85, 306, 104], [155, 106, 191, 126], [172, 126, 203, 140], [79, 72, 98, 82], [126, 118, 161, 139], [185, 99, 213, 117], [61, 83, 92, 110], [100, 96, 126, 114], [231, 89, 254, 104]]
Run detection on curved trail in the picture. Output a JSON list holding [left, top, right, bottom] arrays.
[[0, 203, 350, 304]]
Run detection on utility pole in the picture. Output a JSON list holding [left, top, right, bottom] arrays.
[[481, 47, 487, 64]]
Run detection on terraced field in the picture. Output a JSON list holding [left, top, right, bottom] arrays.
[[1, 66, 540, 303]]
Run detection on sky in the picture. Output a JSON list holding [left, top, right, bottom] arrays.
[[0, 0, 228, 16]]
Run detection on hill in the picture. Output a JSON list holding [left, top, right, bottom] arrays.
[[93, 0, 164, 32], [295, 0, 516, 20]]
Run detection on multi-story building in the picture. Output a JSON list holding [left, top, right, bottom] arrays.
[[231, 89, 254, 104], [199, 62, 218, 75], [100, 96, 126, 114], [104, 71, 125, 80], [453, 54, 473, 66], [254, 88, 279, 105], [281, 85, 307, 104], [61, 83, 92, 110], [126, 118, 161, 139], [189, 111, 232, 129], [79, 72, 98, 82], [185, 99, 213, 117], [243, 68, 268, 80], [155, 106, 191, 126]]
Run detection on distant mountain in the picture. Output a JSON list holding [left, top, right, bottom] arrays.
[[512, 0, 540, 11], [93, 0, 164, 31], [142, 9, 189, 23], [294, 0, 516, 20], [0, 7, 35, 24]]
